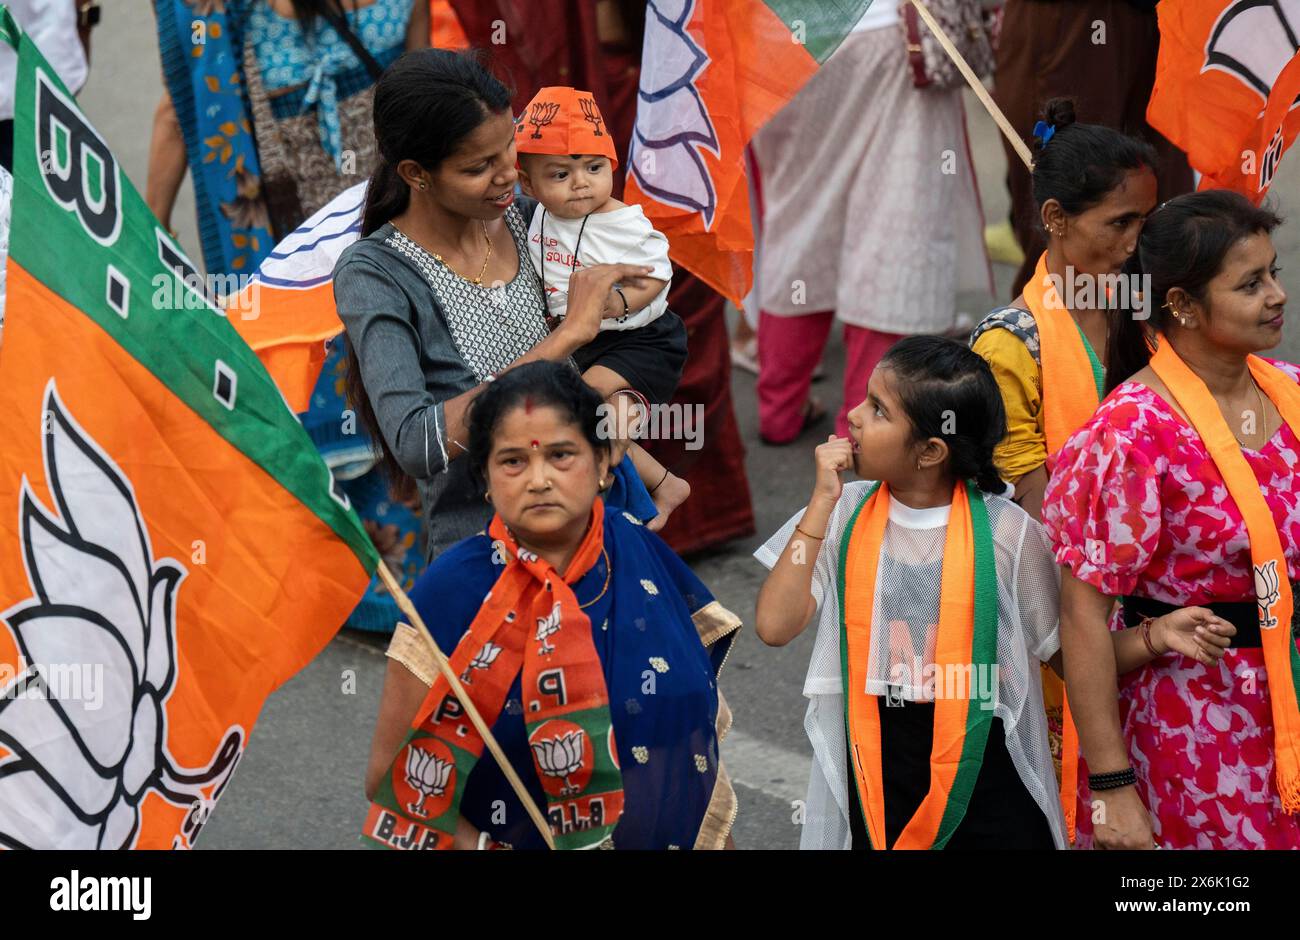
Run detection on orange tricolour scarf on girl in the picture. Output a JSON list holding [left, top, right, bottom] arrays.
[[1150, 338, 1300, 813], [1024, 250, 1101, 841], [840, 481, 998, 848]]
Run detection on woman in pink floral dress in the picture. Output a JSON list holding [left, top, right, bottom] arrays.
[[1043, 191, 1298, 849]]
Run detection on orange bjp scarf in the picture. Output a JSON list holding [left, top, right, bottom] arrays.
[[839, 481, 999, 848], [1150, 338, 1300, 813], [1024, 251, 1104, 842], [363, 499, 625, 849]]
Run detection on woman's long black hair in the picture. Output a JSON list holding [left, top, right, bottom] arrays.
[[465, 362, 610, 487], [343, 49, 513, 499], [879, 335, 1007, 494], [1104, 190, 1283, 394]]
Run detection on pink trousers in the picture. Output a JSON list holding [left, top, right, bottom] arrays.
[[756, 311, 904, 443]]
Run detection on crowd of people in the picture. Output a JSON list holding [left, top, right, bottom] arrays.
[[6, 0, 1295, 851]]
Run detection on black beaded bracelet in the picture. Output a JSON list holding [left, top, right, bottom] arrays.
[[1088, 768, 1137, 791]]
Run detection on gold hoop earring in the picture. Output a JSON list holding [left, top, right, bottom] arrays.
[[483, 490, 492, 503]]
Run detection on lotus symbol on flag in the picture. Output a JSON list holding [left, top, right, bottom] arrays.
[[0, 381, 243, 849], [460, 641, 503, 683], [1255, 559, 1282, 629], [404, 747, 453, 817], [1205, 1, 1300, 103], [530, 730, 586, 797], [628, 0, 720, 227], [535, 601, 563, 655]]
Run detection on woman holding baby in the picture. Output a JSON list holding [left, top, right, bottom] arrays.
[[335, 49, 691, 562], [341, 49, 739, 849]]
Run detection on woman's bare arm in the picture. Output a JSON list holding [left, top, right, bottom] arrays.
[[1059, 568, 1154, 849], [405, 0, 431, 50], [145, 90, 188, 231]]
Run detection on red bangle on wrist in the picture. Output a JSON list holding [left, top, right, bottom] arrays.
[[1139, 616, 1160, 658]]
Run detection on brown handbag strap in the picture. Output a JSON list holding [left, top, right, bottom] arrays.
[[902, 5, 931, 89]]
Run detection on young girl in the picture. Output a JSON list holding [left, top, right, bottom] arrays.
[[754, 336, 1066, 849]]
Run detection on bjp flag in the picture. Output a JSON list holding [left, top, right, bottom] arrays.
[[1148, 0, 1300, 201], [225, 182, 366, 414], [624, 0, 871, 305], [0, 9, 377, 849]]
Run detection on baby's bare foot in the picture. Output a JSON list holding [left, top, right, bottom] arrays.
[[647, 473, 691, 532]]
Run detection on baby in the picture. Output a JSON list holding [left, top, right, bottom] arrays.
[[514, 86, 689, 529]]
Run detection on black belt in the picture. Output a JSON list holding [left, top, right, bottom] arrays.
[[1120, 594, 1300, 650]]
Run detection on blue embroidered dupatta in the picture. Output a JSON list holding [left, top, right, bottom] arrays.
[[396, 510, 740, 848]]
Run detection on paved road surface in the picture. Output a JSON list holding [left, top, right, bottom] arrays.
[[64, 5, 1300, 849]]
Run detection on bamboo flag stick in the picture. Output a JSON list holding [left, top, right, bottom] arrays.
[[909, 0, 1034, 171], [375, 562, 557, 850]]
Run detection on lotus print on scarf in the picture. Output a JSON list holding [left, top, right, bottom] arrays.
[[531, 729, 587, 797], [404, 748, 453, 817], [0, 382, 243, 849], [627, 0, 720, 228]]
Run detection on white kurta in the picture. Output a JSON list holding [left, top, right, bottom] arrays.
[[749, 22, 990, 333], [754, 481, 1067, 850]]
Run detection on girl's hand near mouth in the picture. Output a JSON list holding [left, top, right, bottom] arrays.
[[813, 434, 855, 505]]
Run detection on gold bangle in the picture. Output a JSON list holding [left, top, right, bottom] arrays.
[[795, 524, 824, 541]]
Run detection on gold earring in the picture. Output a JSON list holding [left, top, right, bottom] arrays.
[[484, 490, 491, 503], [916, 460, 922, 471], [598, 478, 607, 491], [419, 180, 428, 191]]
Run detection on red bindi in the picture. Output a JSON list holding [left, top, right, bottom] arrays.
[[530, 439, 540, 449]]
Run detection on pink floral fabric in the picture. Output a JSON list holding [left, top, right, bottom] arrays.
[[1043, 362, 1300, 849]]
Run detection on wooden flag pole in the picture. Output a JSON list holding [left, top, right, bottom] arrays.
[[375, 562, 557, 850], [909, 0, 1034, 171]]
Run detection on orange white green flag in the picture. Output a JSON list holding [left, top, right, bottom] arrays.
[[624, 0, 871, 305], [0, 7, 378, 849]]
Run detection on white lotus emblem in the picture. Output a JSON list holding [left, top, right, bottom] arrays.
[[535, 602, 563, 656], [404, 748, 453, 816], [460, 641, 503, 683], [1204, 0, 1300, 104], [530, 730, 586, 796], [0, 381, 243, 849], [628, 0, 720, 227]]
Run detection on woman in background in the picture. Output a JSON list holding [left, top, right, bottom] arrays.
[[148, 0, 428, 274]]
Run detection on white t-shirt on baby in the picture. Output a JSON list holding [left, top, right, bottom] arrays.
[[526, 203, 673, 332]]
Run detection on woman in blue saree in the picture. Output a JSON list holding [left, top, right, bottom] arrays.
[[363, 361, 739, 849]]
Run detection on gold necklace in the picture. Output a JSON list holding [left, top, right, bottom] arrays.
[[579, 548, 611, 610], [505, 535, 611, 610], [431, 220, 493, 285], [1233, 380, 1270, 448]]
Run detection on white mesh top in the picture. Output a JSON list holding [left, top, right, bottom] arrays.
[[754, 480, 1067, 850]]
